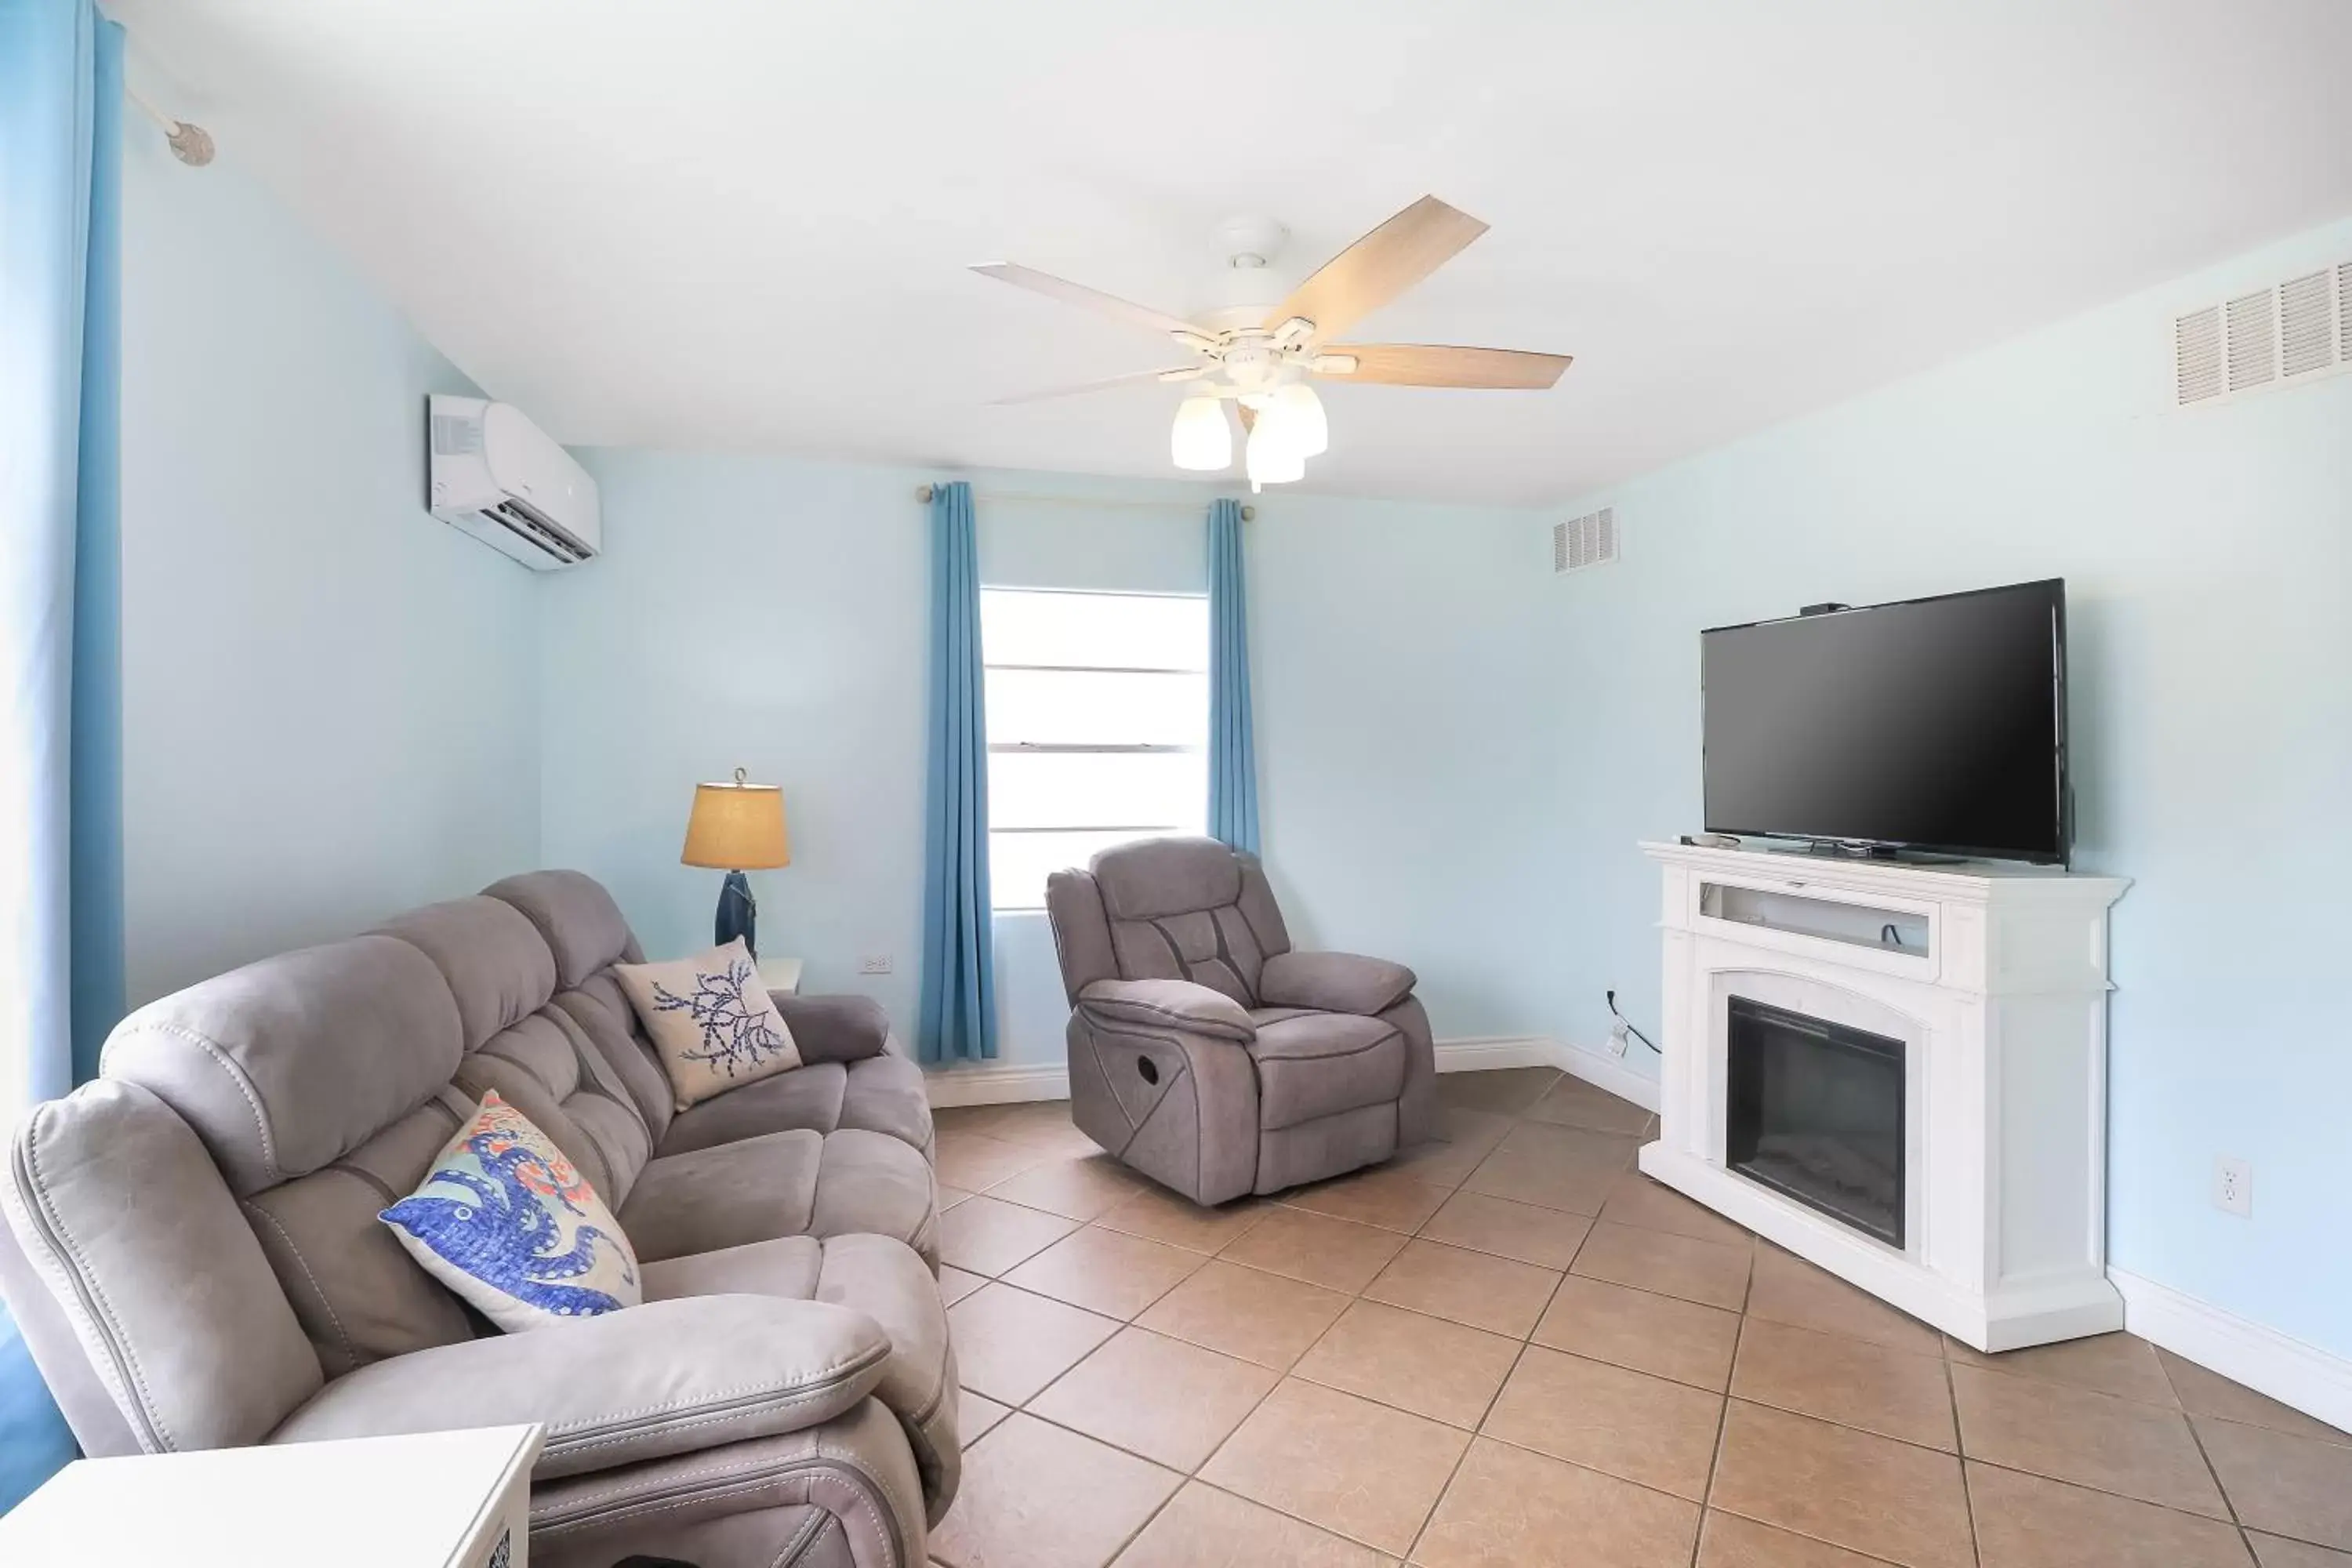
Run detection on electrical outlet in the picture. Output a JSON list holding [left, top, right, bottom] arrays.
[[1606, 1019, 1631, 1058], [857, 955, 893, 976], [2213, 1156, 2252, 1218]]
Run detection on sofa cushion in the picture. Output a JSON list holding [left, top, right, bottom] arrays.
[[241, 1093, 478, 1377], [1078, 978, 1255, 1042], [619, 1128, 938, 1269], [101, 935, 464, 1196], [615, 939, 804, 1111], [1248, 1012, 1406, 1130], [658, 1053, 934, 1160], [642, 1232, 960, 1523], [775, 993, 894, 1065], [371, 897, 557, 1051], [268, 1294, 891, 1482], [483, 869, 638, 990], [381, 1091, 642, 1331], [1091, 835, 1243, 920], [1257, 951, 1417, 1016], [1, 1081, 324, 1454]]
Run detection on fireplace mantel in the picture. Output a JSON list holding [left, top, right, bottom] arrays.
[[1635, 840, 2132, 1352]]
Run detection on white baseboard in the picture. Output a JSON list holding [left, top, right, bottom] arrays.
[[1552, 1040, 1664, 1112], [2110, 1267, 2352, 1435], [1432, 1036, 1559, 1073], [924, 1062, 1070, 1109]]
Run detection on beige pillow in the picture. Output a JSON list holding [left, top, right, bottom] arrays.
[[614, 938, 803, 1110]]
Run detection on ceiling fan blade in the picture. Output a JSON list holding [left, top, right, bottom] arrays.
[[1316, 343, 1571, 389], [972, 262, 1203, 339], [990, 365, 1204, 405], [1236, 401, 1257, 433], [1263, 196, 1489, 341]]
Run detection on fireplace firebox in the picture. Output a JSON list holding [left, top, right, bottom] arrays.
[[1726, 996, 1906, 1247]]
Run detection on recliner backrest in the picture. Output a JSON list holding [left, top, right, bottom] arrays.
[[1062, 837, 1292, 1009], [482, 869, 677, 1143]]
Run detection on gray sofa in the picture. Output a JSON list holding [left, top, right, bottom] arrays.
[[1047, 836, 1437, 1205], [0, 870, 956, 1568]]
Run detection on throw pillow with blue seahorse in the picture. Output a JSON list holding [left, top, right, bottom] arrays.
[[380, 1091, 643, 1333]]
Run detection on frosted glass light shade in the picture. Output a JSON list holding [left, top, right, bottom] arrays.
[[1272, 383, 1328, 456], [1170, 395, 1232, 470], [1244, 416, 1305, 487], [682, 774, 790, 868]]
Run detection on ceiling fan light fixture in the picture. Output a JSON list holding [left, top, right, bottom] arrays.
[[1272, 383, 1328, 456], [1170, 394, 1233, 471], [1244, 416, 1305, 488]]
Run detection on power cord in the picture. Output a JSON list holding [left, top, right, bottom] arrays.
[[1605, 990, 1661, 1054]]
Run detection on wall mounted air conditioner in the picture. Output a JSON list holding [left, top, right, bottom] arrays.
[[427, 395, 601, 568]]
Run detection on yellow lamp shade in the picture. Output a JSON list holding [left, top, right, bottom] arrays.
[[681, 769, 790, 869]]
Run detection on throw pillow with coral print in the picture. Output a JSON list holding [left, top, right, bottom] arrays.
[[614, 937, 804, 1111], [380, 1091, 641, 1333]]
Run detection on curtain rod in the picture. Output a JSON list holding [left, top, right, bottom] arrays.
[[914, 485, 1252, 521]]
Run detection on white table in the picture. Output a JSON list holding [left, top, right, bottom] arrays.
[[759, 955, 804, 994], [0, 1425, 543, 1567]]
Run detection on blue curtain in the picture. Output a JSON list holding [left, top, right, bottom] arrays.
[[1207, 498, 1260, 854], [1, 0, 125, 1512], [916, 482, 997, 1062]]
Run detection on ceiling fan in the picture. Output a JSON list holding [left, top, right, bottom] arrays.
[[974, 196, 1572, 491]]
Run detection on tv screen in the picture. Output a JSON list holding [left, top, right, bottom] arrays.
[[1702, 579, 2068, 863]]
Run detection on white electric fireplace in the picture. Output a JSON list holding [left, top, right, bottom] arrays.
[[1635, 840, 2130, 1352]]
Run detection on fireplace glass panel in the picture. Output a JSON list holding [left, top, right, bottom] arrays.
[[1726, 996, 1906, 1247]]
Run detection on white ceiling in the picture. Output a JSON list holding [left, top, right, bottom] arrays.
[[115, 1, 2352, 507]]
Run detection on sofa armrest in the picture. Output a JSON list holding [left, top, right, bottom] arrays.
[[1077, 978, 1255, 1043], [1258, 952, 1417, 1016], [270, 1295, 889, 1479], [773, 992, 894, 1064]]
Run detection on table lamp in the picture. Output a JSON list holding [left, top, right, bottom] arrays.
[[681, 768, 790, 957]]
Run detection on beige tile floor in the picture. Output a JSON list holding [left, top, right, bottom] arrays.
[[925, 1067, 2352, 1568]]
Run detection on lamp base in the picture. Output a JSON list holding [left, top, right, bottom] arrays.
[[715, 870, 757, 959]]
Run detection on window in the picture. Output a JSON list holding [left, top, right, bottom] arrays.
[[982, 587, 1209, 910]]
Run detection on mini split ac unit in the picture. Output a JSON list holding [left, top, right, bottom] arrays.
[[427, 395, 601, 568]]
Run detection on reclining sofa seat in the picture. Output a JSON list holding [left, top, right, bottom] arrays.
[[1047, 836, 1438, 1205], [0, 869, 956, 1568]]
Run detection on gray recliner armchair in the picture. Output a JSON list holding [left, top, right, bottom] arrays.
[[1046, 836, 1437, 1205]]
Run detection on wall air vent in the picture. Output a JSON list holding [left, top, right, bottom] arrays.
[[2175, 306, 2223, 405], [2280, 270, 2332, 379], [1554, 506, 1618, 574], [2226, 289, 2278, 393], [2175, 256, 2350, 409], [2340, 262, 2351, 365]]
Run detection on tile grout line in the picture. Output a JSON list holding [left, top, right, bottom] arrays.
[[1941, 1340, 1986, 1568], [1399, 1093, 1575, 1566]]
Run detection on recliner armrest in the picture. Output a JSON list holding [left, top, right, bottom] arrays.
[[270, 1295, 889, 1479], [1257, 952, 1417, 1016], [773, 992, 894, 1063], [1077, 978, 1255, 1043]]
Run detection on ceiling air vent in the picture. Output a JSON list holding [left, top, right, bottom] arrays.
[[2176, 256, 2349, 409], [1554, 506, 1618, 574], [2226, 289, 2278, 393]]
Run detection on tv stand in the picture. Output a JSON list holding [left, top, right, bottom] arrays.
[[1636, 839, 2130, 1351]]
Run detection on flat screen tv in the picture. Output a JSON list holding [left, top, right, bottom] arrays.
[[1701, 578, 2069, 864]]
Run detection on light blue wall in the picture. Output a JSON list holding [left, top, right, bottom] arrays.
[[119, 140, 543, 1004], [535, 457, 1553, 1066], [1543, 216, 2352, 1357], [539, 449, 933, 1025]]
